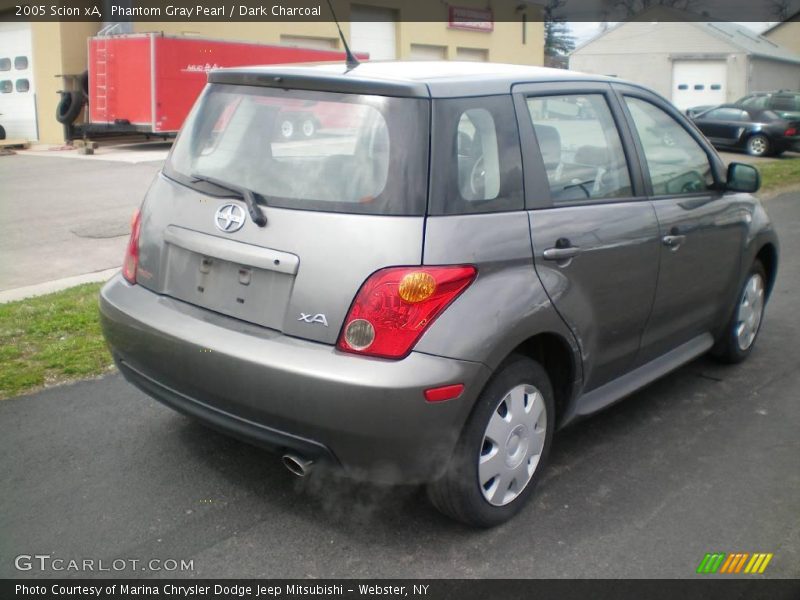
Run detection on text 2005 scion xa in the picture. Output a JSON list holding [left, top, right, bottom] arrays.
[[100, 62, 778, 527]]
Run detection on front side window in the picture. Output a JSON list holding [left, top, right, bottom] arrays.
[[526, 93, 632, 204], [166, 84, 429, 216], [624, 96, 714, 196], [740, 95, 768, 110], [704, 108, 748, 121]]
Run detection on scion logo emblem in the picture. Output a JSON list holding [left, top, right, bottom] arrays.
[[214, 203, 246, 233], [298, 313, 329, 327]]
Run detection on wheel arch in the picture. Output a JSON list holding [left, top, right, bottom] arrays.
[[756, 242, 778, 298], [508, 332, 581, 429]]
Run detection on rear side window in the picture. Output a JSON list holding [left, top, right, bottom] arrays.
[[166, 84, 429, 216], [526, 93, 632, 203], [624, 97, 714, 196], [429, 95, 523, 215], [771, 95, 800, 111]]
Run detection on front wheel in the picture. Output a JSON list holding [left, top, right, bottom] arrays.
[[712, 261, 767, 363], [427, 355, 555, 527], [746, 134, 771, 157]]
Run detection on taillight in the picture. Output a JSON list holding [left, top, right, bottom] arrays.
[[337, 266, 477, 359], [785, 127, 797, 137], [122, 209, 142, 284]]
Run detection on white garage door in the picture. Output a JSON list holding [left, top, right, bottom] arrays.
[[350, 5, 397, 60], [0, 21, 37, 141], [672, 60, 727, 111]]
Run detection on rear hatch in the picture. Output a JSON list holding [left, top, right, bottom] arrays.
[[135, 79, 430, 344]]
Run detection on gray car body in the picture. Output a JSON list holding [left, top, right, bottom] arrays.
[[100, 62, 779, 484]]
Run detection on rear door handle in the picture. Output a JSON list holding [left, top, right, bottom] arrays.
[[662, 234, 687, 249], [543, 246, 581, 260]]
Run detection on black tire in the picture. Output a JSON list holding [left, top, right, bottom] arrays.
[[276, 117, 296, 140], [712, 261, 768, 364], [0, 124, 5, 140], [299, 116, 316, 138], [55, 91, 84, 125], [427, 355, 555, 527], [79, 70, 89, 100], [746, 134, 771, 157]]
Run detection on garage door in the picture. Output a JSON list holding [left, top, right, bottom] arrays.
[[0, 21, 37, 141], [672, 60, 727, 110], [350, 5, 397, 60]]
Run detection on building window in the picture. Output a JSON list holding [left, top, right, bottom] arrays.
[[409, 44, 446, 61], [16, 79, 30, 93], [710, 84, 722, 90], [1, 80, 12, 93], [14, 56, 28, 70], [0, 58, 10, 71], [279, 35, 337, 50], [694, 84, 705, 90], [677, 84, 688, 90], [456, 47, 488, 62]]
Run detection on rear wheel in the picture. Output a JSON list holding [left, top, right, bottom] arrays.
[[712, 261, 767, 363], [746, 134, 771, 157], [278, 118, 295, 140], [300, 117, 316, 138], [427, 355, 554, 527]]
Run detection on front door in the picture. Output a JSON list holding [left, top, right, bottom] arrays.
[[515, 82, 660, 392], [617, 89, 747, 362]]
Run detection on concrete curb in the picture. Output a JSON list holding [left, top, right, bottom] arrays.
[[0, 268, 119, 304]]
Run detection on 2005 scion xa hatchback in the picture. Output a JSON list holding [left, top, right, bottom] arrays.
[[100, 61, 779, 527]]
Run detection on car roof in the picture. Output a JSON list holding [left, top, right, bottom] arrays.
[[208, 61, 619, 98]]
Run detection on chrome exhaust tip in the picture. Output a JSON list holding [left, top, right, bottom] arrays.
[[282, 453, 314, 477]]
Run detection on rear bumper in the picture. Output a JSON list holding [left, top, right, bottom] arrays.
[[99, 275, 491, 484]]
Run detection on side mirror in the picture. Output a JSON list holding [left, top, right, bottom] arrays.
[[726, 162, 760, 193]]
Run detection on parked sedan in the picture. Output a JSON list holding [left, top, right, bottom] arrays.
[[690, 104, 800, 156]]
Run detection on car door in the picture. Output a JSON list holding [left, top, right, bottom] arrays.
[[615, 85, 748, 363], [514, 82, 660, 392], [694, 107, 749, 147]]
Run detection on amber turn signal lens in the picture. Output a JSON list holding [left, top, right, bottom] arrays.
[[398, 271, 437, 303]]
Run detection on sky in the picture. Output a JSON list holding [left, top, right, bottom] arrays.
[[568, 21, 776, 46]]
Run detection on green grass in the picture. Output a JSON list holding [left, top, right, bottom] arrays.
[[757, 158, 800, 193], [0, 282, 114, 400]]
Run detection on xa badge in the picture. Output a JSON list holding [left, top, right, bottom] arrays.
[[215, 203, 245, 233], [298, 313, 329, 327]]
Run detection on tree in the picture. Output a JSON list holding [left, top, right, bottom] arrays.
[[544, 0, 576, 69], [612, 0, 696, 17]]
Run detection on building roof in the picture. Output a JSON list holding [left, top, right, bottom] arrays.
[[209, 61, 617, 98], [571, 7, 800, 65], [696, 20, 800, 64]]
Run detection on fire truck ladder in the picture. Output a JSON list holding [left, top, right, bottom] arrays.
[[93, 23, 120, 122]]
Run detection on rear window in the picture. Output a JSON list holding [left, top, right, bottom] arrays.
[[166, 84, 429, 216]]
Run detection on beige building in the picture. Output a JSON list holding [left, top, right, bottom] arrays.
[[0, 1, 544, 143], [763, 15, 800, 56]]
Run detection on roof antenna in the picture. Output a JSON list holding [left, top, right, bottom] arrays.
[[326, 0, 360, 71]]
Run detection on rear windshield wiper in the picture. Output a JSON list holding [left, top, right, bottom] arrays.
[[190, 173, 267, 227]]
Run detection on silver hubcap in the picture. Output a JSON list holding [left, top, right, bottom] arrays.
[[479, 383, 547, 507], [302, 120, 314, 137], [735, 273, 765, 351], [750, 136, 767, 155], [280, 120, 294, 138]]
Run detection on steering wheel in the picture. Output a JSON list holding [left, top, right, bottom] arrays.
[[469, 156, 486, 199]]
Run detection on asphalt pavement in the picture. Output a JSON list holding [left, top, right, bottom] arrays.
[[1, 191, 798, 579], [0, 150, 164, 291]]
